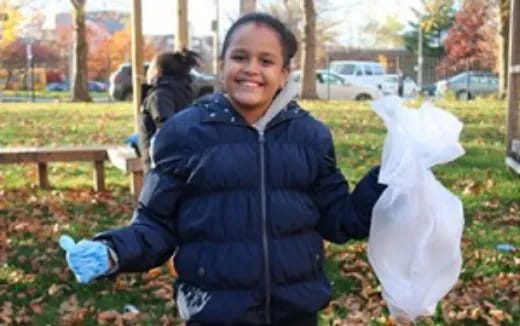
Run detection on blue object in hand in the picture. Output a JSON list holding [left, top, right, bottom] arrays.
[[59, 234, 110, 284]]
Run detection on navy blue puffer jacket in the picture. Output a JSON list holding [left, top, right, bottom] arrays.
[[96, 93, 385, 325]]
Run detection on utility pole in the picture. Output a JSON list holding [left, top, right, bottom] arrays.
[[240, 0, 256, 15], [212, 0, 220, 75], [176, 0, 188, 51], [131, 0, 144, 132], [418, 26, 423, 89]]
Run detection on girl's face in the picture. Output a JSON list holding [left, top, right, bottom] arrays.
[[221, 23, 289, 117]]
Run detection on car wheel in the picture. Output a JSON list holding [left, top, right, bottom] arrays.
[[355, 94, 373, 101], [457, 90, 471, 100]]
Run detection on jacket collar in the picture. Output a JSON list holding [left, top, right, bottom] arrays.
[[196, 93, 308, 130]]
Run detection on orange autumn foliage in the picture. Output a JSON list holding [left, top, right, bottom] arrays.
[[88, 24, 157, 80]]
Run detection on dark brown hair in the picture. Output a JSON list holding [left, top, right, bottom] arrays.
[[220, 13, 297, 68], [153, 49, 200, 76]]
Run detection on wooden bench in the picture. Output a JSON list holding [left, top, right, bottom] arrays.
[[0, 145, 145, 204], [0, 146, 109, 190], [107, 146, 144, 204]]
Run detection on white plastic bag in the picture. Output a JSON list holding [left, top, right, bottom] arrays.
[[368, 96, 465, 322]]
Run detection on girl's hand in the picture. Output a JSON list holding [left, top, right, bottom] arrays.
[[59, 235, 111, 283]]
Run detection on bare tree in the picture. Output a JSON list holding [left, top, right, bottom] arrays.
[[70, 0, 91, 102], [498, 0, 510, 99], [300, 0, 318, 99], [263, 0, 342, 68]]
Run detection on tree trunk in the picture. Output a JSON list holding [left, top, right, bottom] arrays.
[[71, 0, 92, 102], [300, 0, 318, 99], [498, 0, 510, 99]]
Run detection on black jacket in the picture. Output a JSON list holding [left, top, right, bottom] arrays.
[[138, 74, 194, 172]]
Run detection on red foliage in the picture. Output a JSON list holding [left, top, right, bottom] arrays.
[[438, 0, 498, 74], [46, 70, 64, 83], [0, 40, 60, 69]]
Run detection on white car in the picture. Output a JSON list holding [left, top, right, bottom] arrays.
[[292, 70, 383, 101], [329, 60, 386, 90], [382, 74, 419, 98]]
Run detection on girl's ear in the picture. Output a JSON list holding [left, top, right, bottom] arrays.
[[279, 67, 290, 88]]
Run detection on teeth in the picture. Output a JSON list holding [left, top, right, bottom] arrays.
[[240, 81, 260, 86]]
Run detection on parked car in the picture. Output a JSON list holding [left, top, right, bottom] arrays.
[[88, 81, 108, 92], [328, 60, 386, 90], [46, 82, 69, 92], [46, 81, 108, 92], [436, 71, 499, 100], [292, 70, 383, 101], [382, 74, 419, 97], [109, 62, 218, 101], [420, 83, 437, 96]]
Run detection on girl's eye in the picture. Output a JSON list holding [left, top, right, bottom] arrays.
[[261, 59, 274, 65], [232, 55, 246, 61]]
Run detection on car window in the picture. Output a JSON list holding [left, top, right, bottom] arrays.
[[331, 64, 356, 75], [451, 74, 467, 84], [363, 64, 373, 76], [320, 72, 343, 85], [373, 65, 385, 75], [470, 76, 481, 84]]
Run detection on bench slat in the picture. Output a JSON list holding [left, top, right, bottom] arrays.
[[0, 146, 109, 164], [107, 147, 142, 173]]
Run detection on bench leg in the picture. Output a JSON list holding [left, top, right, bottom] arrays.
[[130, 171, 143, 206], [38, 162, 50, 189], [93, 161, 105, 191]]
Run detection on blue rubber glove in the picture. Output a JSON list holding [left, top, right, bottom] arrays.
[[59, 234, 110, 284]]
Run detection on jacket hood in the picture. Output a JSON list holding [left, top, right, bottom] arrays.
[[253, 78, 298, 133]]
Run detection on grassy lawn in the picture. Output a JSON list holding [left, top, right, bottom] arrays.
[[1, 90, 110, 101], [0, 99, 518, 325]]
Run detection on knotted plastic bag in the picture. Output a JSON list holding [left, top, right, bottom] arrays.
[[368, 96, 465, 322]]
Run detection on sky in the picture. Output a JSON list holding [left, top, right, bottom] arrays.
[[23, 0, 423, 47]]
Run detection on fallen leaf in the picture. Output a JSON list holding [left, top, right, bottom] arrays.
[[97, 310, 123, 326]]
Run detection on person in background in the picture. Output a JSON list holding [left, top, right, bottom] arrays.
[[397, 69, 405, 97], [139, 50, 199, 172]]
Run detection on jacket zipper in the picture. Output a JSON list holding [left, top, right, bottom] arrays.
[[258, 130, 271, 324]]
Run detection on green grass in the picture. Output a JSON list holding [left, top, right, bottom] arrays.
[[2, 90, 109, 100], [0, 99, 518, 325]]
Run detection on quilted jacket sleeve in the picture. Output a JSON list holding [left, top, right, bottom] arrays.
[[94, 118, 191, 272], [312, 127, 386, 243]]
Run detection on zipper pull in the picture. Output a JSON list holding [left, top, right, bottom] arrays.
[[258, 130, 265, 143]]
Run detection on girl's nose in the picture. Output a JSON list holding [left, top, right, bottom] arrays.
[[243, 59, 260, 74]]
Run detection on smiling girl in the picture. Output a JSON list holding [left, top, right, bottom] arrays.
[[62, 13, 385, 326]]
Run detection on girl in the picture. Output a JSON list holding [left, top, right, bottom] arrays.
[[61, 13, 385, 326], [139, 50, 199, 172]]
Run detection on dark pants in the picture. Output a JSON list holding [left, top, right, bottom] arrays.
[[186, 313, 317, 326]]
